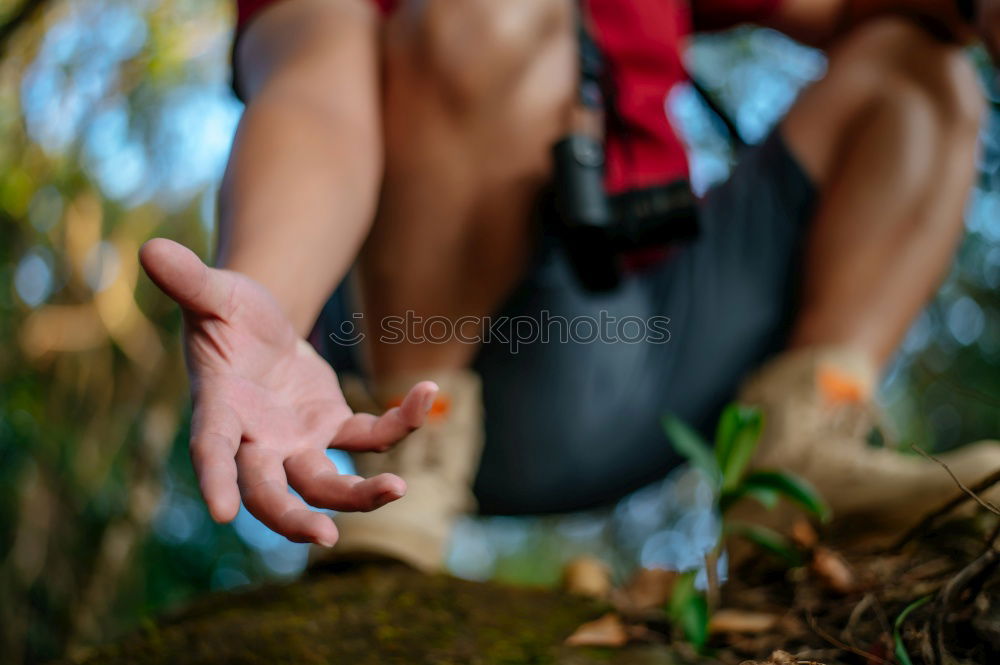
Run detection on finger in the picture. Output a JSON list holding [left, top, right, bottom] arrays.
[[139, 238, 233, 317], [331, 381, 438, 452], [285, 449, 406, 512], [237, 448, 340, 546], [190, 400, 242, 523]]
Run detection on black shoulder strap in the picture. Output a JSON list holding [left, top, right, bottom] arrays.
[[576, 14, 604, 110], [574, 1, 745, 148], [688, 76, 746, 149]]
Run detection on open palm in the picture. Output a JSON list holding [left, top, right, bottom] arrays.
[[139, 239, 437, 546]]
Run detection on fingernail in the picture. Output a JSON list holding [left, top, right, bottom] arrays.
[[375, 489, 402, 508], [313, 536, 337, 547]]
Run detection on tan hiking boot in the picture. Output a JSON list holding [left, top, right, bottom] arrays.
[[737, 346, 1000, 535], [328, 369, 484, 572]]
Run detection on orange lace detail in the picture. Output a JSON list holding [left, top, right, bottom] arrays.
[[816, 365, 869, 405], [386, 395, 452, 421]]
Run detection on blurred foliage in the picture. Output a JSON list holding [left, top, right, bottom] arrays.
[[0, 1, 260, 662], [0, 3, 996, 665]]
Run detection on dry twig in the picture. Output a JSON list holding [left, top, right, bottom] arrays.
[[705, 549, 721, 613], [891, 451, 1000, 551], [805, 611, 892, 665], [927, 546, 1000, 665], [911, 445, 1000, 516], [842, 593, 888, 653], [0, 0, 53, 55]]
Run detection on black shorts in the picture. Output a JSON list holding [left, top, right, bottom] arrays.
[[319, 127, 816, 516]]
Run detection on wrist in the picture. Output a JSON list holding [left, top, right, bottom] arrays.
[[221, 251, 330, 337]]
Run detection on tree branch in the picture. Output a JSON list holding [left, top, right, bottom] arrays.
[[0, 0, 55, 58]]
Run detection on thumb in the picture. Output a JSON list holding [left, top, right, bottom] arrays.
[[139, 238, 232, 316]]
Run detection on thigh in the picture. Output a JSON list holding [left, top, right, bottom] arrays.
[[357, 0, 576, 374]]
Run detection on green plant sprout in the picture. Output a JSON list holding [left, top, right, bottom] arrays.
[[893, 595, 931, 665], [661, 404, 831, 650]]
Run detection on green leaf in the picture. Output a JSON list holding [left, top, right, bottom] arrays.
[[713, 405, 742, 470], [714, 405, 763, 491], [662, 414, 720, 486], [893, 596, 931, 665], [668, 571, 709, 650], [719, 484, 780, 514], [728, 522, 803, 567], [740, 470, 831, 522], [679, 593, 709, 649], [667, 570, 694, 613]]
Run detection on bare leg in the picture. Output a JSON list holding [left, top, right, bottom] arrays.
[[358, 0, 574, 380], [732, 19, 992, 541], [783, 17, 985, 367], [328, 0, 574, 569]]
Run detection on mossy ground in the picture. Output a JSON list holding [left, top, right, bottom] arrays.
[[68, 516, 1000, 665], [70, 564, 680, 665]]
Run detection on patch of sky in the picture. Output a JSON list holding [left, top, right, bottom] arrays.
[[83, 104, 151, 203], [152, 86, 242, 206], [970, 189, 1000, 242], [21, 1, 141, 154], [14, 247, 55, 307], [901, 310, 935, 355], [947, 295, 986, 346], [21, 65, 84, 153], [153, 490, 209, 545], [232, 505, 312, 576]]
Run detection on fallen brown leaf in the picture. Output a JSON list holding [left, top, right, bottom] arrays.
[[791, 519, 819, 550], [562, 556, 612, 599], [564, 612, 629, 648], [739, 650, 799, 665], [610, 567, 678, 615], [709, 608, 782, 634], [811, 546, 856, 594]]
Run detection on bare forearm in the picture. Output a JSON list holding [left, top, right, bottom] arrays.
[[218, 95, 380, 334], [217, 0, 381, 335]]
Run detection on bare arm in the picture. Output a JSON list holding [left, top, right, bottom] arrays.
[[137, 0, 441, 545], [219, 0, 382, 335]]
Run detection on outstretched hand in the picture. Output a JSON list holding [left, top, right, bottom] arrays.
[[139, 239, 438, 546]]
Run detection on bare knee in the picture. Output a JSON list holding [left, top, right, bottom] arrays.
[[927, 48, 986, 137], [789, 16, 984, 181], [831, 16, 985, 136], [398, 0, 573, 107]]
